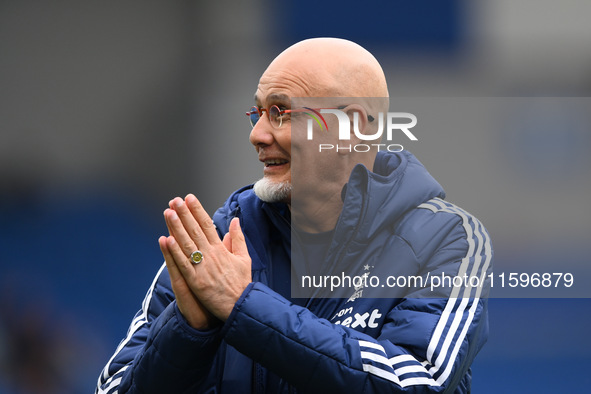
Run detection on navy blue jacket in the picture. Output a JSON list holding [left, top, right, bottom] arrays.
[[96, 151, 492, 393]]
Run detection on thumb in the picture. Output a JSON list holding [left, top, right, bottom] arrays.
[[229, 217, 249, 258], [222, 231, 232, 253]]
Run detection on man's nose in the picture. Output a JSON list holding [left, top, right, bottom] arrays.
[[249, 115, 275, 147]]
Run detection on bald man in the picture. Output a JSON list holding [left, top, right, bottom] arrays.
[[97, 38, 492, 394]]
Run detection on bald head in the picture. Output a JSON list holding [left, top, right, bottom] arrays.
[[251, 38, 387, 226], [263, 38, 389, 98]]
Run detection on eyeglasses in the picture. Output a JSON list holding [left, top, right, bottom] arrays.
[[246, 105, 308, 129], [245, 105, 375, 129]]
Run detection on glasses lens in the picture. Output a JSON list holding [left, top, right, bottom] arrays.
[[269, 105, 282, 128], [248, 106, 260, 128]]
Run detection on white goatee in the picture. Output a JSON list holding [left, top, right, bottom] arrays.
[[253, 177, 292, 203]]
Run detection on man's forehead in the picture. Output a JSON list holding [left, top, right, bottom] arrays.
[[254, 62, 323, 105], [254, 93, 291, 106]]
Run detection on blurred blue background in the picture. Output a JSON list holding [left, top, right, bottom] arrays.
[[1, 1, 590, 392]]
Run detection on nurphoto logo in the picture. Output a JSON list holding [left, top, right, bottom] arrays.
[[294, 98, 418, 153]]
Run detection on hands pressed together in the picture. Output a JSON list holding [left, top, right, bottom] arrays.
[[158, 194, 252, 330]]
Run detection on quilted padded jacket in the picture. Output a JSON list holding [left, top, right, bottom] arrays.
[[96, 150, 492, 393]]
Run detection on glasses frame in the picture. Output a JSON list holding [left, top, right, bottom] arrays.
[[245, 105, 374, 129], [246, 105, 321, 129]]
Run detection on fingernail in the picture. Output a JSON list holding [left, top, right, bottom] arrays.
[[174, 198, 183, 208]]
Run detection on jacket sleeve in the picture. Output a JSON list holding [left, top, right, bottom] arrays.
[[221, 200, 492, 393], [95, 263, 222, 394]]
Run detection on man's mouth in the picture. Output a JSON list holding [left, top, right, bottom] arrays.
[[264, 159, 289, 167]]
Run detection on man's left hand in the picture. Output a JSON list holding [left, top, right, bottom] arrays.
[[162, 194, 252, 321]]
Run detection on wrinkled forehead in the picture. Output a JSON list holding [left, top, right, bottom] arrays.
[[254, 66, 340, 107]]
